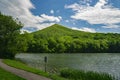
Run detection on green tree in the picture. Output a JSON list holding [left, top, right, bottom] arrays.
[[56, 43, 66, 53], [0, 13, 23, 58]]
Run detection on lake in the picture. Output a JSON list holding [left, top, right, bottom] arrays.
[[16, 53, 120, 79]]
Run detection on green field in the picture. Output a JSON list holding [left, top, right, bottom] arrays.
[[0, 67, 25, 80]]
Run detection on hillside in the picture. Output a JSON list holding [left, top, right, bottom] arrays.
[[25, 24, 120, 53], [32, 24, 120, 40], [32, 24, 91, 39]]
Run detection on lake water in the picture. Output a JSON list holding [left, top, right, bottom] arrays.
[[16, 53, 120, 79]]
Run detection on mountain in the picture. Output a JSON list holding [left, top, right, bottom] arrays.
[[25, 24, 120, 53], [32, 24, 90, 38], [32, 24, 98, 40]]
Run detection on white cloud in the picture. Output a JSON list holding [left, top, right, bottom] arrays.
[[0, 0, 62, 32], [95, 0, 108, 8], [72, 27, 96, 33], [21, 23, 55, 33], [102, 24, 120, 29], [65, 20, 69, 23], [73, 22, 76, 25], [65, 0, 120, 29], [50, 10, 54, 14], [39, 14, 62, 22], [20, 29, 31, 34]]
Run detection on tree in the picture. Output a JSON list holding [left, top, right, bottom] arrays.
[[48, 37, 57, 52], [0, 13, 23, 58]]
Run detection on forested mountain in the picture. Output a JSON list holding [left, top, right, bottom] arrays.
[[25, 24, 120, 53]]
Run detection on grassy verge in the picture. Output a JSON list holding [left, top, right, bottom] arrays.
[[3, 59, 67, 80], [0, 67, 25, 80], [60, 68, 115, 80], [3, 59, 115, 80]]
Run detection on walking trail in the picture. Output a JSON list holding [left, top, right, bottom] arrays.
[[0, 59, 51, 80]]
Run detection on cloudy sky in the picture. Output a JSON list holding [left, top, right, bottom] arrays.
[[0, 0, 120, 33]]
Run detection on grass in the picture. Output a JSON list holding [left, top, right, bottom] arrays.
[[3, 59, 67, 80], [0, 67, 25, 80], [60, 68, 115, 80], [3, 59, 115, 80]]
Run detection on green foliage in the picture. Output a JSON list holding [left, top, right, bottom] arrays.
[[0, 13, 26, 58], [3, 59, 68, 80], [60, 68, 115, 80], [24, 24, 120, 53], [0, 67, 25, 80]]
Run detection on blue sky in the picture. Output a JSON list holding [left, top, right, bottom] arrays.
[[0, 0, 120, 33]]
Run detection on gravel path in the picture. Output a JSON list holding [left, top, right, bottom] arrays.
[[0, 59, 51, 80]]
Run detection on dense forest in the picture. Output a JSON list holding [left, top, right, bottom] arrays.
[[24, 24, 120, 53]]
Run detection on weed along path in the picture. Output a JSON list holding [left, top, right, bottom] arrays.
[[0, 59, 51, 80]]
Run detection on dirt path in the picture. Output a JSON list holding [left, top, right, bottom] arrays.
[[0, 59, 51, 80]]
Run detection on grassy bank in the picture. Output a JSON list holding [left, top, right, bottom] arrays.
[[3, 59, 67, 80], [0, 67, 25, 80], [60, 68, 115, 80], [3, 59, 115, 80]]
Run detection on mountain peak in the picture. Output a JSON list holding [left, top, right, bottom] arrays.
[[52, 24, 60, 26], [49, 24, 66, 28], [44, 24, 71, 31], [33, 24, 78, 36]]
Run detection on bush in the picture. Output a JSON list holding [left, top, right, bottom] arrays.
[[60, 68, 115, 80]]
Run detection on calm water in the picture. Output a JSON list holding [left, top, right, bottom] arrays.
[[16, 53, 120, 79]]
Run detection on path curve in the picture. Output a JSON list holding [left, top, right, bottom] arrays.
[[0, 59, 51, 80]]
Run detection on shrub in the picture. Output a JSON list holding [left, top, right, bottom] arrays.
[[60, 68, 115, 80]]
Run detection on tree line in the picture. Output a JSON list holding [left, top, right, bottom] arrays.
[[25, 24, 120, 53], [0, 13, 120, 59]]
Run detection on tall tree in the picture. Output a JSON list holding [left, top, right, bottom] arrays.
[[0, 13, 23, 58]]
